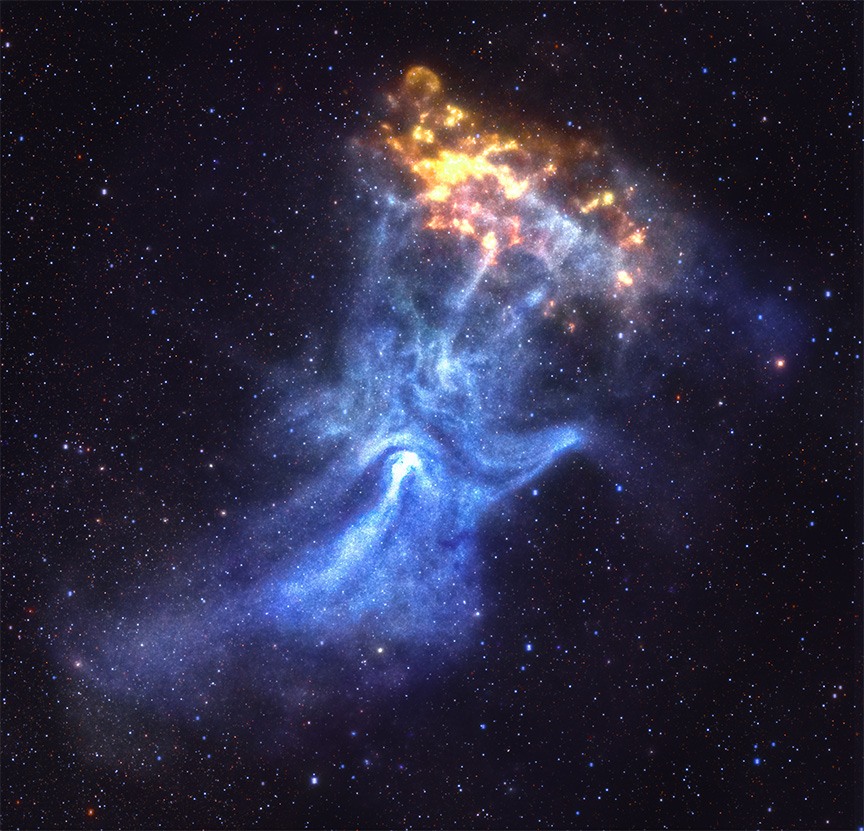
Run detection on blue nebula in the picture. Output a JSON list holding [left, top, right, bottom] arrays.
[[59, 88, 796, 742], [253, 199, 591, 652]]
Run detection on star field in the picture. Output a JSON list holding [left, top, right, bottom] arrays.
[[2, 4, 861, 829]]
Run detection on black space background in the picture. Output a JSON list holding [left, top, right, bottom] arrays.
[[2, 3, 862, 830]]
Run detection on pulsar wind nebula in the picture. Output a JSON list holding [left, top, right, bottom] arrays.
[[61, 66, 779, 752]]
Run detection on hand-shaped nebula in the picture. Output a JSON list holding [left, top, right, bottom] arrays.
[[63, 67, 790, 750]]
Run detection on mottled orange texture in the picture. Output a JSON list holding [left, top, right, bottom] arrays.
[[379, 66, 646, 270]]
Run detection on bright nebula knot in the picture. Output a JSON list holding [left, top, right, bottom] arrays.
[[388, 450, 422, 492]]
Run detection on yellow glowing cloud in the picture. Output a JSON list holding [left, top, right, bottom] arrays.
[[403, 66, 441, 98], [617, 270, 634, 286], [378, 66, 649, 272], [410, 148, 529, 203]]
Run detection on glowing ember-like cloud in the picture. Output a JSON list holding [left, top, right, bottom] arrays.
[[379, 65, 648, 271]]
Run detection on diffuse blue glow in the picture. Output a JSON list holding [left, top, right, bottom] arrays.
[[252, 194, 598, 648]]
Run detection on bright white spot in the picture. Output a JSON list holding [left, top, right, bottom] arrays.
[[390, 451, 421, 487]]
